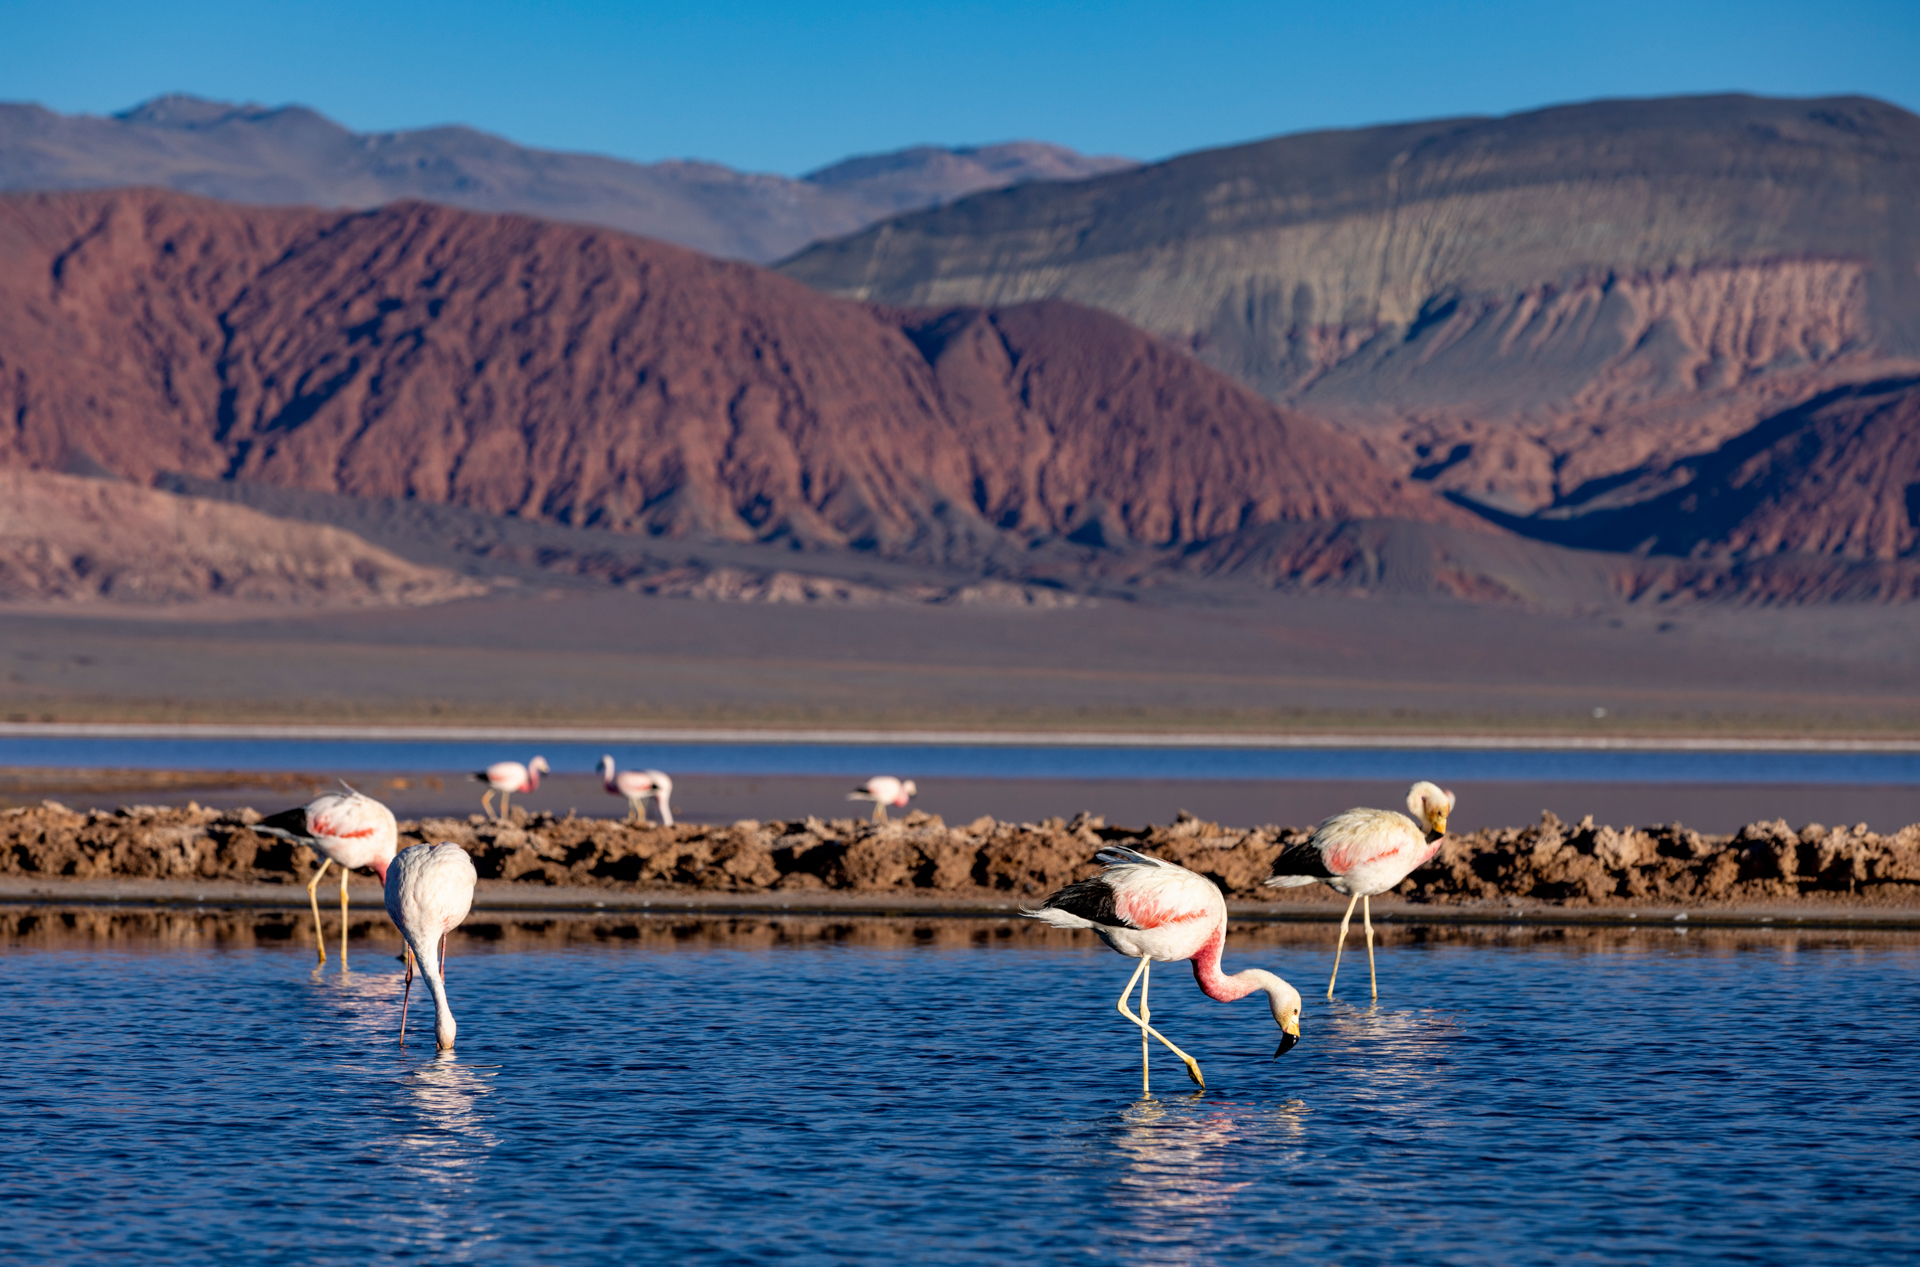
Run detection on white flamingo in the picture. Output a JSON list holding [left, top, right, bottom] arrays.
[[1026, 845, 1303, 1094], [474, 755, 549, 820], [848, 776, 916, 823], [253, 785, 398, 967], [1266, 780, 1455, 999], [385, 841, 478, 1051], [598, 756, 674, 825]]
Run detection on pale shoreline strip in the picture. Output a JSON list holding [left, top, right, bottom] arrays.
[[0, 722, 1917, 752]]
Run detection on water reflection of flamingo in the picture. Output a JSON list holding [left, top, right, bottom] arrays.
[[254, 786, 398, 967], [385, 842, 478, 1051], [1266, 781, 1454, 999], [474, 756, 549, 820], [1027, 846, 1303, 1093]]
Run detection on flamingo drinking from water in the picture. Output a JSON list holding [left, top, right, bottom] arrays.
[[253, 785, 398, 967], [475, 755, 549, 820], [848, 776, 916, 823], [1265, 780, 1455, 1000], [385, 841, 478, 1051], [598, 756, 674, 825], [1026, 845, 1302, 1093]]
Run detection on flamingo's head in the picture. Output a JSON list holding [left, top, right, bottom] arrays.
[[1407, 781, 1454, 838], [598, 754, 615, 777], [530, 756, 552, 776], [1266, 977, 1304, 1057], [895, 779, 917, 806]]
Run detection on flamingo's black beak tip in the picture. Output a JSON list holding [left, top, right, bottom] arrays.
[[1273, 1031, 1300, 1058]]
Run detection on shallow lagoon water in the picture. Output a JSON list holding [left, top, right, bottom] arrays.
[[3, 918, 1916, 1263]]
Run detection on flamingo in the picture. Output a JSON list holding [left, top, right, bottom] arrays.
[[848, 776, 916, 823], [598, 755, 674, 825], [1025, 845, 1302, 1094], [385, 841, 478, 1051], [474, 755, 549, 820], [1265, 780, 1455, 1000], [253, 785, 398, 967]]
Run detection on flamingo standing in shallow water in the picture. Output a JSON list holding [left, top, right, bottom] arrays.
[[253, 785, 398, 967], [385, 841, 478, 1051], [1265, 780, 1455, 1000], [848, 776, 916, 823], [475, 755, 549, 820], [598, 756, 674, 825], [1026, 846, 1302, 1094]]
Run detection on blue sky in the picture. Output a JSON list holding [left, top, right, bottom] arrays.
[[2, 0, 1915, 174]]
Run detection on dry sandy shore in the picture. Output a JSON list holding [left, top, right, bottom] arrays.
[[3, 801, 1917, 926]]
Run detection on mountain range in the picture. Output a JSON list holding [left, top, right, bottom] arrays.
[[781, 94, 1920, 536], [2, 95, 1919, 609], [0, 95, 1133, 263]]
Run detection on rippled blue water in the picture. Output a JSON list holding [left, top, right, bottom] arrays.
[[2, 736, 1918, 784], [3, 928, 1916, 1263]]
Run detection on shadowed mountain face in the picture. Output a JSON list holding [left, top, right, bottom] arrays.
[[0, 188, 1481, 595], [0, 95, 1133, 263], [780, 94, 1920, 525]]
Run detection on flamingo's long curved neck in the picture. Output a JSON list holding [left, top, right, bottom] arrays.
[[406, 927, 457, 1050], [369, 858, 391, 884], [1189, 924, 1265, 1003]]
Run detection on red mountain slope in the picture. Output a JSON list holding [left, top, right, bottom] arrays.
[[0, 188, 1478, 571]]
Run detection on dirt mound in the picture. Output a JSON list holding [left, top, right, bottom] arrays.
[[7, 802, 1916, 909], [0, 469, 487, 606], [0, 188, 1474, 581]]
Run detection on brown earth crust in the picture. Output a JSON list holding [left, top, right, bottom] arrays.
[[6, 802, 1918, 909]]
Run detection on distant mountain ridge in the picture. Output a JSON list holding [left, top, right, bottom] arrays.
[[0, 94, 1133, 262], [780, 93, 1920, 533]]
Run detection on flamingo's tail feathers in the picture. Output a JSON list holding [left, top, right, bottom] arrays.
[[253, 805, 315, 843], [1021, 905, 1097, 930], [471, 771, 489, 783], [1264, 874, 1321, 889], [1093, 845, 1161, 869], [1266, 837, 1336, 886]]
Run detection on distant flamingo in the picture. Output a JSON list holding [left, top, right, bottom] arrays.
[[385, 841, 478, 1051], [848, 776, 916, 823], [474, 755, 549, 820], [598, 755, 674, 825], [254, 785, 398, 967], [1026, 846, 1302, 1093], [1266, 781, 1455, 1000]]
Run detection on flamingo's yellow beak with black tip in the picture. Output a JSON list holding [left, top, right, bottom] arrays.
[[1273, 1013, 1301, 1057]]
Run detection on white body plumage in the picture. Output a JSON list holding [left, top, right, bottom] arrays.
[[254, 786, 399, 965], [385, 841, 478, 1051], [475, 756, 549, 819], [599, 755, 674, 825]]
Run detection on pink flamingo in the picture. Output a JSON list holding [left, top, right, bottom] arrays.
[[254, 785, 398, 967], [474, 755, 549, 820], [598, 755, 674, 825], [848, 776, 916, 823], [1026, 845, 1303, 1093], [1266, 780, 1455, 999], [385, 841, 478, 1051]]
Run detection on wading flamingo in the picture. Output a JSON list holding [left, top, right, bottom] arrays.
[[1265, 780, 1455, 1000], [1026, 846, 1302, 1094], [848, 776, 916, 823], [598, 756, 674, 825], [254, 785, 398, 967], [475, 755, 549, 820], [385, 841, 478, 1051]]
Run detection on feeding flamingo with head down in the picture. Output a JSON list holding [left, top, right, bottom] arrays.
[[385, 841, 478, 1051], [1026, 845, 1302, 1094], [474, 755, 549, 820], [253, 785, 398, 967], [598, 756, 673, 825], [848, 776, 916, 823], [1265, 780, 1455, 1000]]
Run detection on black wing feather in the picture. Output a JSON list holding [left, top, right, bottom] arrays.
[[253, 805, 315, 843], [1267, 835, 1335, 880], [1041, 876, 1136, 929]]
